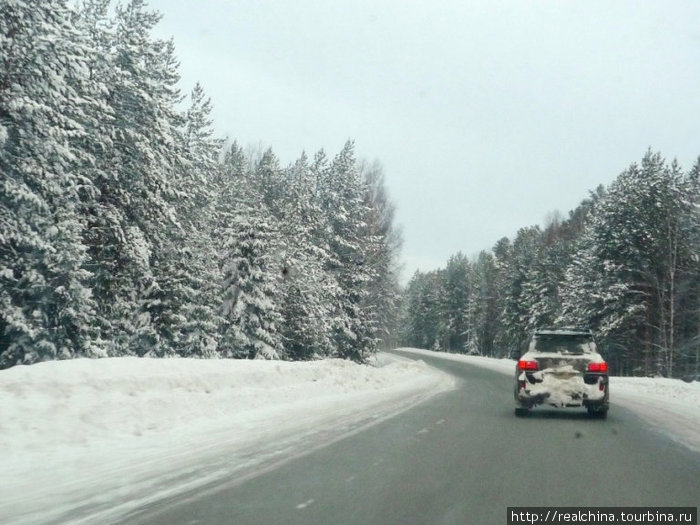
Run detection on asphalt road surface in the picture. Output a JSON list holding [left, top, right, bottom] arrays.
[[131, 351, 700, 525]]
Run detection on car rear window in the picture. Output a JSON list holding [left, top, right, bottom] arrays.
[[533, 335, 595, 354]]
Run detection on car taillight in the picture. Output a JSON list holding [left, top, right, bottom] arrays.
[[587, 362, 608, 373], [518, 360, 538, 371]]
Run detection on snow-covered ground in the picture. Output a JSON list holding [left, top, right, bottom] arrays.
[[0, 353, 455, 525], [397, 348, 700, 454], [3, 349, 699, 524]]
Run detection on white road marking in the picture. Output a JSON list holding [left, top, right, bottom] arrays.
[[296, 499, 315, 510]]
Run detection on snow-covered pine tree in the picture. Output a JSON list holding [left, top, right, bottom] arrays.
[[0, 0, 105, 367]]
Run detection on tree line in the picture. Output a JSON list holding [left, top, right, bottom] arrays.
[[400, 151, 699, 379], [0, 0, 402, 368]]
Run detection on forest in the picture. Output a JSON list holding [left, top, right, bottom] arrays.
[[400, 152, 700, 379], [1, 1, 698, 379], [0, 0, 402, 368]]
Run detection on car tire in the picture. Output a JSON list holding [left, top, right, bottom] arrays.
[[587, 405, 608, 419], [514, 407, 529, 417]]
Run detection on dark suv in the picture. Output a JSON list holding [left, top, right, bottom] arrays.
[[514, 328, 609, 418]]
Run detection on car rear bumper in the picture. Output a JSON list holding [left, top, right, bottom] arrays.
[[516, 372, 608, 408]]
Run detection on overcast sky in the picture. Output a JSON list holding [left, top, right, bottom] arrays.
[[148, 0, 700, 283]]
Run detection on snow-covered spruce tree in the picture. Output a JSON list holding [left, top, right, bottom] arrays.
[[124, 29, 190, 357], [319, 141, 379, 363], [139, 81, 225, 359], [468, 250, 500, 357], [215, 141, 247, 235], [215, 145, 285, 359], [399, 270, 448, 351], [489, 237, 513, 357], [519, 223, 565, 334], [560, 151, 695, 377], [219, 199, 284, 360], [359, 160, 403, 350], [457, 259, 481, 355], [424, 270, 449, 351], [169, 83, 225, 357], [0, 0, 106, 367], [499, 226, 543, 354], [74, 0, 185, 357], [71, 0, 132, 355], [556, 188, 608, 332], [558, 227, 644, 375], [274, 152, 336, 359], [680, 158, 700, 378], [212, 141, 247, 308], [488, 222, 567, 357], [253, 148, 287, 213], [441, 253, 471, 352], [398, 271, 423, 347]]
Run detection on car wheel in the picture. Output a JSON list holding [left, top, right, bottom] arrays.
[[587, 405, 608, 419], [515, 407, 529, 417]]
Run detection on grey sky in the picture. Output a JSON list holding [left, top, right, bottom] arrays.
[[148, 0, 700, 283]]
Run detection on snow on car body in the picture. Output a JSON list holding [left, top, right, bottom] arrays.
[[514, 328, 609, 418]]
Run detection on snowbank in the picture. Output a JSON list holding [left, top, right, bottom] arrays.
[[0, 353, 455, 524], [396, 348, 700, 453], [613, 377, 700, 456], [396, 347, 515, 374]]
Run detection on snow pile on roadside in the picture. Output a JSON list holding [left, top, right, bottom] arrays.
[[0, 353, 455, 524], [0, 353, 450, 450], [612, 376, 700, 404], [397, 347, 515, 374], [396, 347, 700, 453], [613, 376, 700, 453]]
